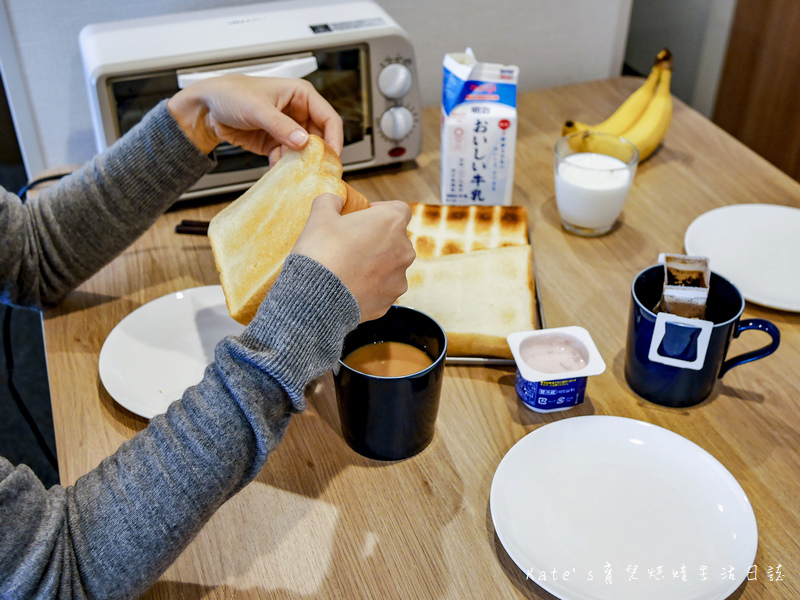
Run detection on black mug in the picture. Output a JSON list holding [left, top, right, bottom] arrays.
[[333, 305, 447, 461], [624, 265, 780, 408]]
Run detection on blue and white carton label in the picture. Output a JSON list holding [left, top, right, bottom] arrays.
[[441, 49, 519, 205], [514, 374, 588, 412]]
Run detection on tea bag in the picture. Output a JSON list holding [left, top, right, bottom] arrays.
[[657, 253, 710, 318]]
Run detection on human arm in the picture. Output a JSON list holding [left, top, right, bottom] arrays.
[[0, 255, 359, 599], [0, 168, 413, 599], [0, 70, 410, 597], [0, 103, 213, 307], [0, 75, 343, 309]]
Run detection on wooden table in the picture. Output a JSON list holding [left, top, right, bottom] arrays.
[[44, 78, 800, 599]]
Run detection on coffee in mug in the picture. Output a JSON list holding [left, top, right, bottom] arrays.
[[343, 341, 433, 377]]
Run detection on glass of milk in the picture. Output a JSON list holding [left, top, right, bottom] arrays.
[[554, 131, 639, 236]]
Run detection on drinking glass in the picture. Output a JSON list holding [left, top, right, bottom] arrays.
[[554, 131, 639, 236]]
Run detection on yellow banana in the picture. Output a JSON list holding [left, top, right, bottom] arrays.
[[561, 120, 589, 136], [618, 64, 672, 161], [560, 48, 673, 162], [561, 49, 668, 138], [591, 63, 662, 135], [563, 130, 639, 163]]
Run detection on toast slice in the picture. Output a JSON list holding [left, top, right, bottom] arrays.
[[397, 245, 535, 358], [208, 135, 368, 324], [401, 202, 535, 357], [407, 202, 528, 258]]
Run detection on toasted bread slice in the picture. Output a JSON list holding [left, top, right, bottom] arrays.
[[407, 203, 529, 259], [208, 135, 368, 324], [397, 245, 535, 358]]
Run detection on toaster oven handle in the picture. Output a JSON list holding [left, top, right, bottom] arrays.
[[177, 56, 319, 89]]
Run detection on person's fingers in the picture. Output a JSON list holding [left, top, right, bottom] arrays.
[[242, 79, 341, 151], [307, 193, 345, 218], [314, 115, 344, 155], [290, 193, 345, 258], [290, 81, 344, 154], [267, 145, 284, 166], [246, 103, 310, 151], [372, 199, 413, 225], [170, 75, 345, 157]]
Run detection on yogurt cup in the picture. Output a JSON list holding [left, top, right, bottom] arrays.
[[507, 326, 606, 412]]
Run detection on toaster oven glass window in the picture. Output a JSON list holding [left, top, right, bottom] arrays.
[[305, 47, 366, 150], [109, 46, 367, 176]]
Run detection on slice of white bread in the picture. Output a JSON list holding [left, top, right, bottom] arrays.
[[407, 202, 529, 258], [208, 134, 368, 324], [400, 202, 535, 357], [397, 244, 535, 358]]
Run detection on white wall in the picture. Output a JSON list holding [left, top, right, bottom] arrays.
[[1, 0, 633, 176]]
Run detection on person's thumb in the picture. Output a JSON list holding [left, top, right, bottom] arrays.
[[291, 193, 345, 261], [307, 193, 345, 221]]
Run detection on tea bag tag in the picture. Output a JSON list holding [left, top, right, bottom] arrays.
[[648, 312, 714, 370]]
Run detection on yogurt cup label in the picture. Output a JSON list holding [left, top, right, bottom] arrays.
[[514, 374, 588, 412]]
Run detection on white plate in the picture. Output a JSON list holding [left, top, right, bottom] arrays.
[[684, 203, 800, 312], [98, 286, 244, 419], [490, 416, 757, 600]]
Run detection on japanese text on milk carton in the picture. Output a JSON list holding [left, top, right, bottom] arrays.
[[441, 49, 519, 205]]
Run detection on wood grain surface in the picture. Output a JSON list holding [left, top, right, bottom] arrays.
[[44, 77, 800, 599]]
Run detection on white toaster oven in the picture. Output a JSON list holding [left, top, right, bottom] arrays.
[[79, 0, 422, 199]]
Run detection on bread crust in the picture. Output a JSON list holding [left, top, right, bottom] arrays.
[[343, 182, 369, 213]]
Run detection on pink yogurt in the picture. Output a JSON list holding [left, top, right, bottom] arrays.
[[507, 327, 606, 412]]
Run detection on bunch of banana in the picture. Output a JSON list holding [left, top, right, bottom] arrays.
[[562, 48, 673, 162]]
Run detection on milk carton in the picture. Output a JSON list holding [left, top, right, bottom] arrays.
[[441, 49, 519, 205]]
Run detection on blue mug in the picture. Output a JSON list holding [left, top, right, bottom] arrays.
[[624, 265, 780, 407]]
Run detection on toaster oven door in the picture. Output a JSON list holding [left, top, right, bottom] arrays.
[[107, 45, 372, 195]]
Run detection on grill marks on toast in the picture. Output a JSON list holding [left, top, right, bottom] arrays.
[[399, 203, 535, 357], [407, 203, 528, 258]]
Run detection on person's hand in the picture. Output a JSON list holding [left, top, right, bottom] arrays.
[[167, 74, 343, 163], [291, 195, 415, 322]]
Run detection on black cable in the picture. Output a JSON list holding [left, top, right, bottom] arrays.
[[17, 173, 67, 201], [2, 306, 59, 471]]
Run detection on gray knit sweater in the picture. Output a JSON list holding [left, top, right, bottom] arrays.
[[0, 102, 360, 599]]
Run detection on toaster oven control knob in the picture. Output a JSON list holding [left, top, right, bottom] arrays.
[[378, 63, 413, 99], [379, 106, 414, 141]]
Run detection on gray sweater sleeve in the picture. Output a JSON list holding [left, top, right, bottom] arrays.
[[0, 100, 214, 308], [0, 254, 361, 599], [0, 100, 363, 598]]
